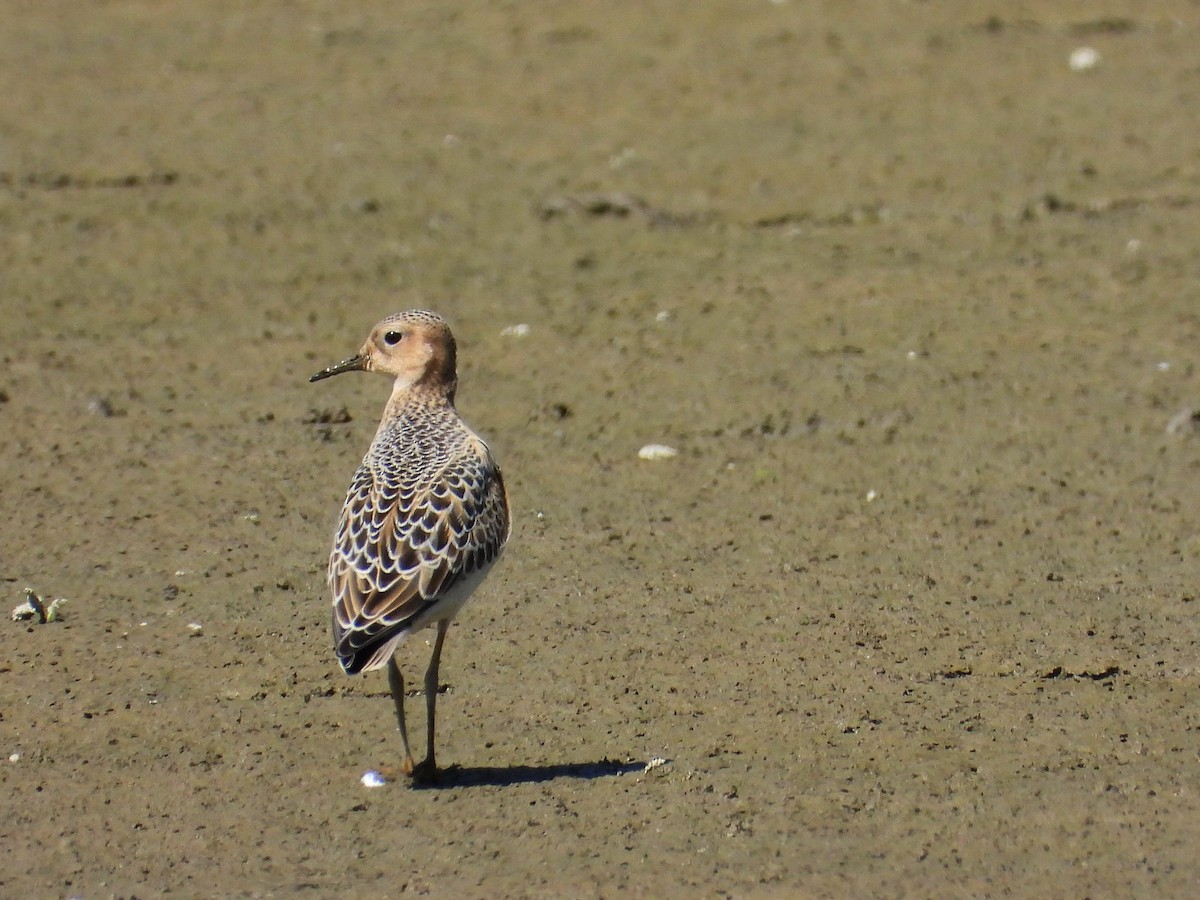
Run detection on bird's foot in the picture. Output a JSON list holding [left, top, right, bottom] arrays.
[[407, 757, 440, 786]]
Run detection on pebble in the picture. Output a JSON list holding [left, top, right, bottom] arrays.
[[1069, 47, 1100, 71], [638, 443, 678, 461]]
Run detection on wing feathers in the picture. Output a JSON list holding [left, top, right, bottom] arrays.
[[329, 419, 508, 675]]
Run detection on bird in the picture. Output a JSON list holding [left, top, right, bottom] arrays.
[[310, 310, 511, 782]]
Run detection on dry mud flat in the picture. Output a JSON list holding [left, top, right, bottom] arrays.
[[2, 3, 1200, 897]]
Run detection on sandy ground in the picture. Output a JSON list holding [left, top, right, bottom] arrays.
[[3, 2, 1200, 896]]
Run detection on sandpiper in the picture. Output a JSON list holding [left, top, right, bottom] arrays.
[[311, 310, 511, 782]]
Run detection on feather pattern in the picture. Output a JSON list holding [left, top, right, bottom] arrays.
[[311, 309, 510, 778], [329, 396, 510, 674], [311, 309, 511, 677]]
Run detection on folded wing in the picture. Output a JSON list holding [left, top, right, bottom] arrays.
[[330, 436, 509, 674]]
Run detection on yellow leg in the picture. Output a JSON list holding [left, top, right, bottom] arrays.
[[412, 619, 450, 781], [387, 657, 417, 776]]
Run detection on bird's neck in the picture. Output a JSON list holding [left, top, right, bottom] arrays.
[[383, 378, 457, 417]]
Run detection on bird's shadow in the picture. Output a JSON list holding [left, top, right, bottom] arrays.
[[411, 757, 647, 790]]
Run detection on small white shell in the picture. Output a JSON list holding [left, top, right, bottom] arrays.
[[361, 770, 388, 788], [10, 601, 37, 622], [638, 443, 679, 461], [1069, 47, 1100, 71]]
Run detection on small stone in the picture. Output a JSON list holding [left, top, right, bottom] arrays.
[[87, 397, 115, 417], [638, 443, 679, 461], [1069, 47, 1100, 71]]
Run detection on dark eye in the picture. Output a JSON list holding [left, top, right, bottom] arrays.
[[383, 331, 403, 346]]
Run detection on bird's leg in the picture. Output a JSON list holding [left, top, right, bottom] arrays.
[[387, 656, 417, 776], [411, 619, 450, 782]]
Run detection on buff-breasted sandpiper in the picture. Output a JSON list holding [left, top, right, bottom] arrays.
[[311, 310, 511, 782]]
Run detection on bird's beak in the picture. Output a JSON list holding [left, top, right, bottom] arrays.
[[310, 354, 368, 382]]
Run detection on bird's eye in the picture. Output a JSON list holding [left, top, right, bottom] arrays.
[[383, 331, 403, 346]]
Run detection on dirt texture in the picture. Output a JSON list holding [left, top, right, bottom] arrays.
[[3, 2, 1200, 897]]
